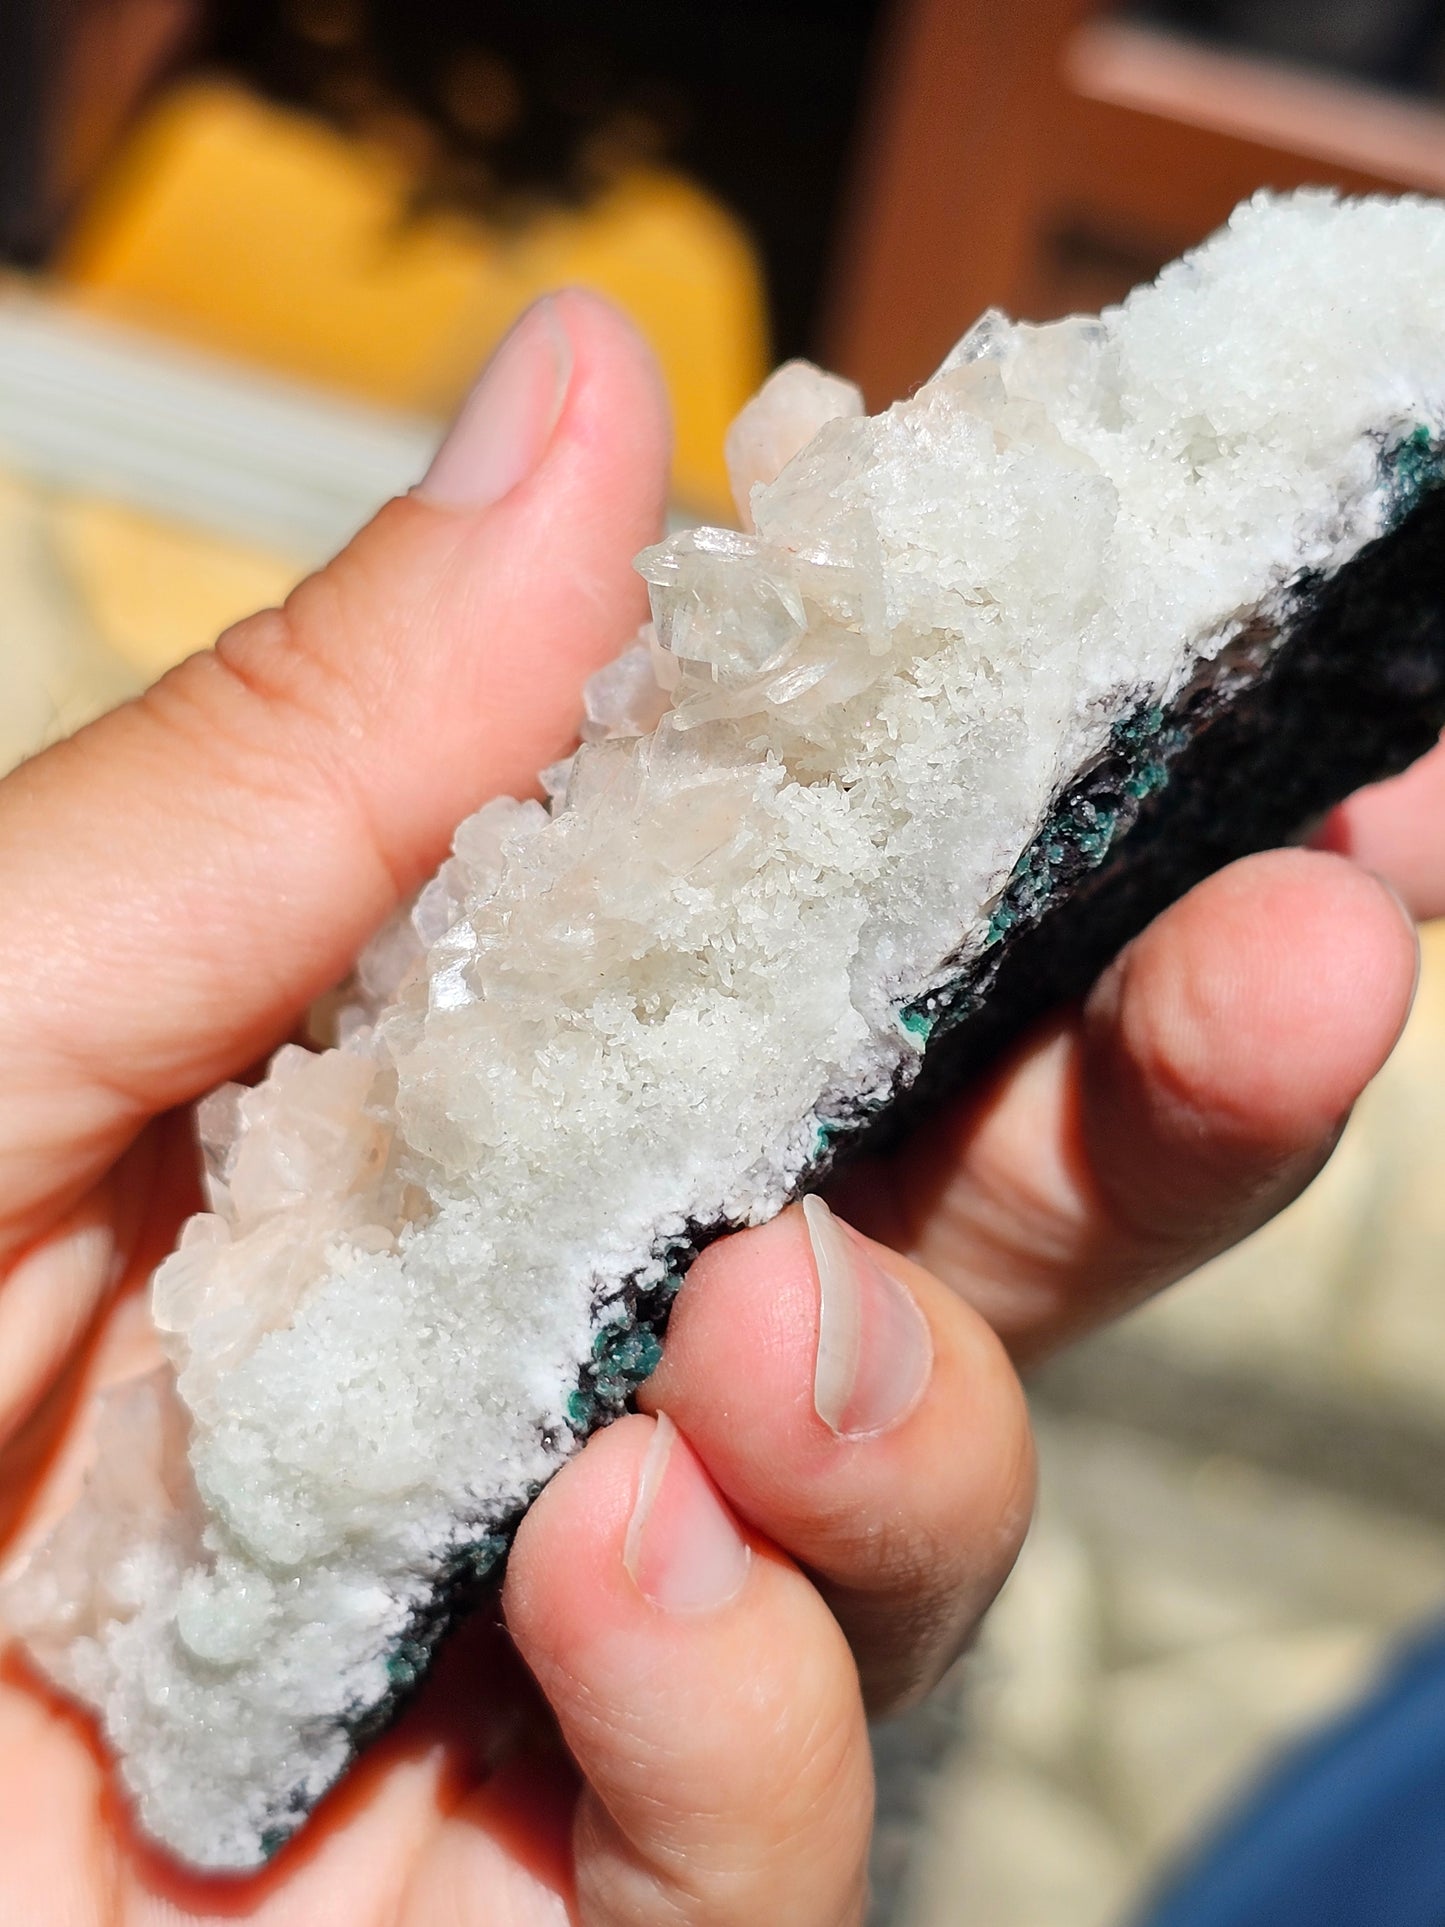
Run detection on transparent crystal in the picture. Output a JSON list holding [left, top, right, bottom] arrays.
[[724, 357, 865, 531], [580, 631, 671, 742]]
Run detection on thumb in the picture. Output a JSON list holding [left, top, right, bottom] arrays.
[[0, 289, 670, 1256]]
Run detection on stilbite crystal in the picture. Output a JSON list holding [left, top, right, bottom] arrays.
[[9, 190, 1445, 1870], [723, 357, 865, 531]]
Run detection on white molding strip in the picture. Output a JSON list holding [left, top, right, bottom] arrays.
[[0, 286, 443, 561]]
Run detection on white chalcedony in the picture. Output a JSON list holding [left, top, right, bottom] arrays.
[[7, 189, 1445, 1869]]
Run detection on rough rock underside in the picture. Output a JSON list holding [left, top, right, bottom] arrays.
[[8, 189, 1445, 1870]]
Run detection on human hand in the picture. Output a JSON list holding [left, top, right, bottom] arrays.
[[0, 291, 1421, 1925]]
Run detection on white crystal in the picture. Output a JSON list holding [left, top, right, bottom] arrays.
[[9, 189, 1445, 1870], [724, 357, 865, 530], [580, 630, 671, 742]]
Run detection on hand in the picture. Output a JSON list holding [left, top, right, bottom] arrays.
[[0, 291, 1423, 1926], [1316, 734, 1445, 921]]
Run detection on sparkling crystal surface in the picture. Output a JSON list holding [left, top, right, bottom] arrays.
[[8, 190, 1445, 1870]]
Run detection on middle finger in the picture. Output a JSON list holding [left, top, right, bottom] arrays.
[[638, 1201, 1036, 1712]]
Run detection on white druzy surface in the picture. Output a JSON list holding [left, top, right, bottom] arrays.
[[8, 190, 1445, 1870]]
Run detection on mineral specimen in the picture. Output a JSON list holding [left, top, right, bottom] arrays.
[[9, 189, 1445, 1871]]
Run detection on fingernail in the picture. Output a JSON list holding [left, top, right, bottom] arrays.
[[418, 295, 572, 510], [624, 1413, 751, 1614], [1368, 867, 1421, 937], [805, 1195, 932, 1439]]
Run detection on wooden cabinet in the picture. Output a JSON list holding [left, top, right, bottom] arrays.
[[826, 0, 1445, 405]]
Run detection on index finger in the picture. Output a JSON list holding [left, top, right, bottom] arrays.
[[0, 293, 669, 1267]]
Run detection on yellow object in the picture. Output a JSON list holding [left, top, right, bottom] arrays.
[[62, 83, 769, 515], [0, 472, 140, 775], [50, 496, 301, 680]]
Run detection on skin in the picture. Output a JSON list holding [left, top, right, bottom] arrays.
[[0, 290, 1432, 1925]]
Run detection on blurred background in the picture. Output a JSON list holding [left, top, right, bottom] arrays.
[[6, 3, 1445, 1922]]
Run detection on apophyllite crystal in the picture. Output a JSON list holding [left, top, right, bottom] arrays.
[[10, 189, 1445, 1870]]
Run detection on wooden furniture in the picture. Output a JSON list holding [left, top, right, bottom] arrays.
[[0, 0, 194, 258], [827, 0, 1445, 406]]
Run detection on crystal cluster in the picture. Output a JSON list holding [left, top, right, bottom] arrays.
[[8, 190, 1445, 1870]]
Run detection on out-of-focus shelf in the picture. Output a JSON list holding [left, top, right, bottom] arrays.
[[1062, 20, 1445, 259], [828, 1, 1445, 408]]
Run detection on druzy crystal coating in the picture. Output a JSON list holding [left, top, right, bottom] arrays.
[[9, 190, 1445, 1870]]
